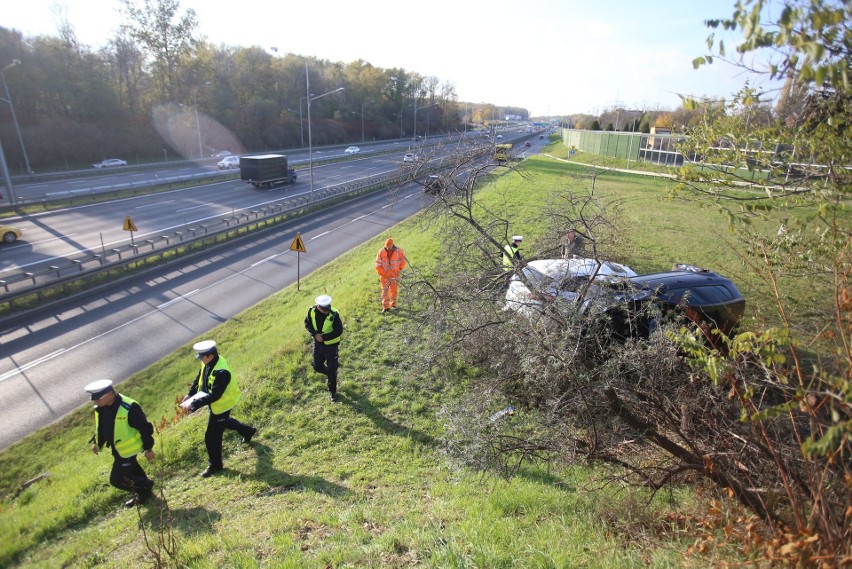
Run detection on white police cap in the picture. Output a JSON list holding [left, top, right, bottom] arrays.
[[84, 379, 114, 400], [193, 340, 217, 359], [512, 235, 523, 241], [315, 295, 332, 308]]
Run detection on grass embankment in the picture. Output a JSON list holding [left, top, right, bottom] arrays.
[[1, 148, 806, 567]]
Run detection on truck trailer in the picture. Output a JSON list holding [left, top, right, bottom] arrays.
[[240, 154, 298, 188]]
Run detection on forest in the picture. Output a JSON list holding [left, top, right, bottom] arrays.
[[0, 0, 530, 174]]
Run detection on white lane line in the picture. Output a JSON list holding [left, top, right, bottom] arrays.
[[156, 288, 200, 309], [0, 188, 420, 383], [177, 202, 216, 213], [250, 255, 279, 268], [136, 200, 176, 209], [0, 349, 68, 383], [2, 287, 207, 383]]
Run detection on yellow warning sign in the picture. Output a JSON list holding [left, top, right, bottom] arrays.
[[289, 233, 306, 253], [122, 215, 138, 232]]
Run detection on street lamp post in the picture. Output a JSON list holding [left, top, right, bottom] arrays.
[[1, 60, 32, 174], [419, 102, 439, 138], [412, 95, 418, 141], [285, 107, 304, 147], [0, 137, 17, 207], [353, 100, 373, 143], [299, 96, 307, 147], [306, 62, 344, 195], [193, 81, 211, 159]]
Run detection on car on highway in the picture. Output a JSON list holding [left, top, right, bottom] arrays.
[[496, 134, 503, 140], [403, 153, 418, 163], [1, 224, 22, 244], [344, 146, 361, 155], [524, 141, 532, 147], [218, 155, 240, 169], [92, 158, 127, 168], [211, 150, 232, 158], [424, 175, 445, 194]]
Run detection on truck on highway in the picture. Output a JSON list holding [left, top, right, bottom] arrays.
[[240, 154, 298, 188], [494, 143, 513, 163]]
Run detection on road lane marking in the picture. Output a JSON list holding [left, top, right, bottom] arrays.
[[0, 188, 421, 383], [136, 200, 175, 209], [156, 288, 200, 309], [250, 255, 279, 268], [0, 349, 68, 383]]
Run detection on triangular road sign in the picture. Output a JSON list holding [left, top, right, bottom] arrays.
[[289, 233, 306, 253], [123, 215, 138, 232]]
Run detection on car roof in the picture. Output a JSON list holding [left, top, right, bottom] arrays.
[[524, 258, 638, 278], [630, 269, 744, 304]]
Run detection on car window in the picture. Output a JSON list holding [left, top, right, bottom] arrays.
[[660, 285, 737, 305]]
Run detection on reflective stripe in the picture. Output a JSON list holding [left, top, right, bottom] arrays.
[[376, 247, 406, 275], [113, 396, 143, 458], [194, 356, 241, 414], [503, 244, 519, 269], [310, 307, 341, 345]]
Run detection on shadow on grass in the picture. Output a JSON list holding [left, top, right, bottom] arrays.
[[336, 390, 438, 448], [250, 442, 352, 498], [140, 501, 223, 534]]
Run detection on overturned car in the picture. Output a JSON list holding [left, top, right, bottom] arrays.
[[505, 259, 745, 343]]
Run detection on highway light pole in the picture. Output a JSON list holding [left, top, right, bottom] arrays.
[[193, 81, 211, 159], [306, 62, 344, 195], [1, 59, 32, 174], [354, 100, 373, 143], [285, 107, 304, 147], [0, 138, 17, 207]]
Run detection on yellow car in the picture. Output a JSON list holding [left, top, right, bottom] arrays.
[[1, 224, 22, 244]]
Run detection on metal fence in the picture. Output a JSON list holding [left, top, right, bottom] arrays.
[[0, 165, 432, 313]]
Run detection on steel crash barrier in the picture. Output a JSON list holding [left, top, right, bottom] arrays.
[[0, 166, 439, 313]]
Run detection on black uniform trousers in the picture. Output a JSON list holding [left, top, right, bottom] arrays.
[[110, 454, 154, 496], [312, 341, 339, 396], [205, 409, 253, 469]]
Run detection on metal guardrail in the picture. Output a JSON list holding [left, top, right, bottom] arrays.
[[0, 165, 434, 313]]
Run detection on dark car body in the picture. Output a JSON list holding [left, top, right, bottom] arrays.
[[424, 175, 445, 194], [506, 259, 745, 346], [629, 264, 745, 339]]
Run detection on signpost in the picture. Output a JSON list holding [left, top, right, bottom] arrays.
[[289, 233, 307, 290], [123, 215, 138, 249]]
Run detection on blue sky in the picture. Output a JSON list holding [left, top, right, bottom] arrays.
[[4, 0, 772, 117]]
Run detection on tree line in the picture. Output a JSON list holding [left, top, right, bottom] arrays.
[[0, 0, 530, 174]]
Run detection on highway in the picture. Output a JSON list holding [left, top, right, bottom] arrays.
[[0, 142, 434, 277], [5, 138, 442, 204], [0, 149, 431, 450], [0, 130, 541, 450]]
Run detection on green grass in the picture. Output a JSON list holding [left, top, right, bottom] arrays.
[[1, 145, 821, 567]]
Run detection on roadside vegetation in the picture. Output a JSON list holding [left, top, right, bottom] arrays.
[[1, 152, 778, 568]]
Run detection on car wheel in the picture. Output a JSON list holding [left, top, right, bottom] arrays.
[[3, 231, 18, 243]]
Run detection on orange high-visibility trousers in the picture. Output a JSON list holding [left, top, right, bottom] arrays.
[[380, 275, 400, 309]]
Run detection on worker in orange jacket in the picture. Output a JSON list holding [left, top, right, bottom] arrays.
[[375, 238, 407, 313]]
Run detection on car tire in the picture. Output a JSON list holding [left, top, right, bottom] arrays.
[[3, 231, 17, 243]]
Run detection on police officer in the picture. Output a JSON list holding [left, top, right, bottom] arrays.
[[305, 295, 344, 401], [85, 379, 156, 508], [182, 340, 257, 477], [503, 235, 523, 271]]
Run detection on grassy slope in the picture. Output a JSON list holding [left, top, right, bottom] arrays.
[[0, 148, 784, 568]]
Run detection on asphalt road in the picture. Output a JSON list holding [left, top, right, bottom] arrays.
[[0, 130, 542, 450], [0, 147, 427, 278], [0, 155, 425, 449], [5, 137, 448, 203]]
